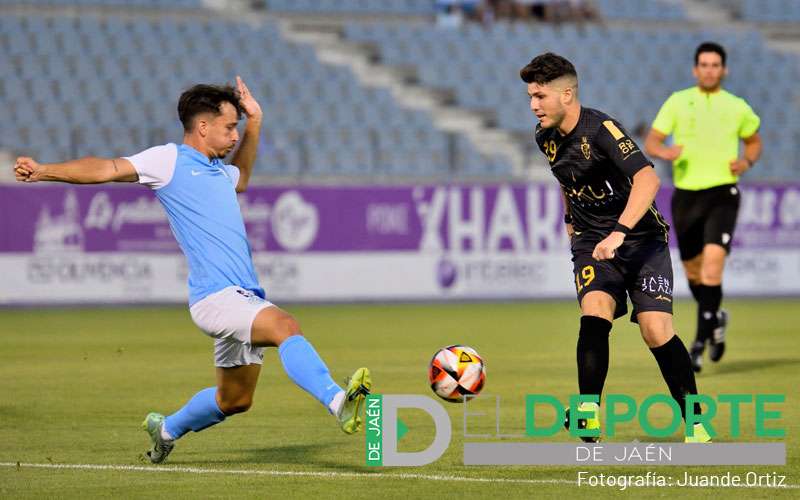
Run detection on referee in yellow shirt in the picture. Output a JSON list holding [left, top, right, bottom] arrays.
[[645, 42, 762, 373]]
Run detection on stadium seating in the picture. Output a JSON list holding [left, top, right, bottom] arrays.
[[1, 4, 797, 180], [265, 0, 434, 16], [344, 20, 800, 180], [0, 0, 204, 7], [737, 0, 800, 23], [264, 0, 688, 21], [0, 13, 510, 177], [593, 0, 687, 21]]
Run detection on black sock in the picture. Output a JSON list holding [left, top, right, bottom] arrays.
[[650, 335, 701, 420], [688, 282, 703, 303], [695, 285, 722, 343], [577, 316, 612, 401]]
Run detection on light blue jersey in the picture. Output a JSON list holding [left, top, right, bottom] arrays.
[[125, 143, 264, 305]]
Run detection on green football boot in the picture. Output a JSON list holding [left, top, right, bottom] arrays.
[[337, 367, 372, 434], [564, 402, 601, 443], [685, 423, 713, 443], [141, 412, 175, 464]]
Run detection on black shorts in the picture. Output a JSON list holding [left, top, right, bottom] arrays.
[[572, 238, 674, 323], [671, 184, 741, 260]]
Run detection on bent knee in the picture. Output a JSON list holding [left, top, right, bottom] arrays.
[[683, 264, 701, 283], [280, 315, 302, 336], [251, 307, 304, 347], [272, 314, 302, 344], [699, 265, 723, 284], [218, 398, 253, 415], [640, 328, 673, 349], [637, 313, 674, 348], [580, 291, 616, 322]]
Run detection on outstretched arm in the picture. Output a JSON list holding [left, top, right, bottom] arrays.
[[231, 76, 263, 193], [14, 156, 138, 184]]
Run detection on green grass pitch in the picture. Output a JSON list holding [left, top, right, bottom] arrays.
[[1, 300, 797, 498]]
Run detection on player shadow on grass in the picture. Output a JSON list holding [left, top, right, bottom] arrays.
[[705, 357, 800, 375], [176, 443, 368, 472]]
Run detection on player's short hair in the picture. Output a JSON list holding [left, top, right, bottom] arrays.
[[178, 84, 244, 131], [519, 52, 578, 86], [694, 42, 726, 66]]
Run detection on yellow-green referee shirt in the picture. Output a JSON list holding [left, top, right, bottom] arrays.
[[651, 86, 760, 191]]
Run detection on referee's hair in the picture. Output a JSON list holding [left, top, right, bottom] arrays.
[[694, 42, 727, 66], [519, 52, 578, 86], [178, 84, 245, 131]]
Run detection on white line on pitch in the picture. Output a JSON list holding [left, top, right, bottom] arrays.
[[1, 462, 798, 489], [0, 462, 570, 486]]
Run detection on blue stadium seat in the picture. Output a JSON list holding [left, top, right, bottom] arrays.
[[3, 10, 797, 180], [340, 20, 798, 180]]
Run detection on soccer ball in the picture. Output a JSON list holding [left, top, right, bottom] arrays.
[[428, 345, 486, 402]]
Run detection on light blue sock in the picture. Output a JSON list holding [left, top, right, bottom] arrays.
[[163, 387, 226, 440], [278, 335, 342, 407]]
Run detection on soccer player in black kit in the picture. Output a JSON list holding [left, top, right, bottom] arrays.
[[521, 53, 710, 442]]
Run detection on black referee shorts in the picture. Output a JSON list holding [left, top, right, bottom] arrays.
[[671, 184, 741, 261], [571, 238, 674, 323]]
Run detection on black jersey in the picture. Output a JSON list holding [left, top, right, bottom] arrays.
[[535, 107, 669, 247]]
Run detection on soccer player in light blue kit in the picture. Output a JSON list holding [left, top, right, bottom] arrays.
[[13, 77, 372, 463]]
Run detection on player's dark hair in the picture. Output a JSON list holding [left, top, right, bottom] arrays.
[[178, 84, 244, 131], [694, 42, 726, 67], [519, 52, 578, 85]]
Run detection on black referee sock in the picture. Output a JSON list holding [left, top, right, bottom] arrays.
[[650, 335, 701, 421], [695, 285, 722, 343], [577, 316, 612, 400], [688, 282, 703, 343]]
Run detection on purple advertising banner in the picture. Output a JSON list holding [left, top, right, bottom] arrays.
[[1, 182, 799, 304], [1, 183, 799, 254]]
